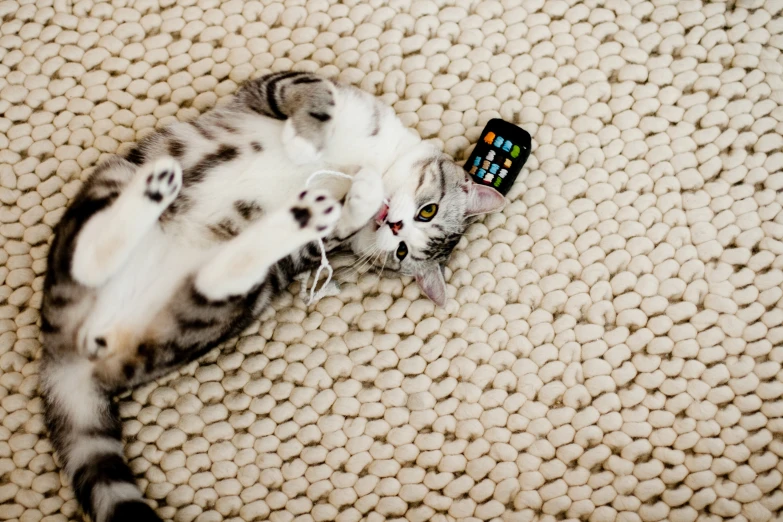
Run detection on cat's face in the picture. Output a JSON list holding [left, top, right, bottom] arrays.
[[351, 144, 506, 306]]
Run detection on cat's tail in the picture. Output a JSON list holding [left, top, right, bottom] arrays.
[[40, 354, 162, 522]]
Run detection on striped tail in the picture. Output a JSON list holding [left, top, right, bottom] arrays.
[[41, 355, 162, 522]]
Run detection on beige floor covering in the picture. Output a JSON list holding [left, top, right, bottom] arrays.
[[2, 0, 783, 521]]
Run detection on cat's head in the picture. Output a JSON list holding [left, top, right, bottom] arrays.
[[351, 143, 506, 306]]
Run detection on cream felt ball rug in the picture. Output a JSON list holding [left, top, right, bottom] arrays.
[[2, 0, 783, 521]]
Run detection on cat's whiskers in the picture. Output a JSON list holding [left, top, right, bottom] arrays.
[[352, 244, 376, 264], [355, 247, 380, 276], [359, 244, 385, 276], [357, 248, 384, 277], [378, 249, 389, 276], [349, 244, 379, 276]]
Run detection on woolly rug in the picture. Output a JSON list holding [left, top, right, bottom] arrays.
[[1, 0, 783, 521]]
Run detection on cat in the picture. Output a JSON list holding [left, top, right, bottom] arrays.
[[39, 71, 507, 522]]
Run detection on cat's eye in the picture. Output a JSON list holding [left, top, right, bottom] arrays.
[[396, 241, 408, 261], [416, 203, 438, 222]]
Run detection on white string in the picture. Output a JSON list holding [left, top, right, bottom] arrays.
[[303, 169, 354, 305]]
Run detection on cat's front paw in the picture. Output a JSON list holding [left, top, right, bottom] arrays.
[[346, 168, 384, 224], [291, 189, 341, 236], [282, 119, 321, 165], [143, 156, 182, 204]]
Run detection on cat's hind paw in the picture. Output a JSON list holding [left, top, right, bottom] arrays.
[[143, 156, 182, 205], [78, 327, 112, 361], [291, 189, 341, 237]]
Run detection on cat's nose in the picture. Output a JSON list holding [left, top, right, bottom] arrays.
[[389, 221, 403, 235]]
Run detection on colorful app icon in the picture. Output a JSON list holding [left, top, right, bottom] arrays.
[[494, 177, 502, 187], [493, 136, 504, 147], [487, 150, 496, 161], [485, 173, 494, 182], [476, 169, 486, 179], [504, 158, 512, 168], [499, 168, 508, 178], [482, 160, 490, 169], [511, 145, 520, 158], [483, 132, 495, 145], [470, 166, 477, 174], [489, 163, 499, 174], [502, 141, 512, 152], [473, 156, 481, 167]]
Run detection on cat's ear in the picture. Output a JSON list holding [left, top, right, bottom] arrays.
[[415, 264, 447, 307], [465, 183, 507, 217]]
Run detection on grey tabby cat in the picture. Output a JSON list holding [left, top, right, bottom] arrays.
[[40, 71, 506, 522]]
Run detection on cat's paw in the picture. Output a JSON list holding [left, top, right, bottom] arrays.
[[291, 189, 341, 236], [282, 119, 321, 165], [143, 156, 182, 204], [78, 327, 111, 361], [346, 168, 384, 223]]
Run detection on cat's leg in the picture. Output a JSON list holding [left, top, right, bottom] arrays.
[[275, 77, 409, 175], [195, 189, 341, 301], [237, 72, 406, 170], [71, 157, 182, 288], [236, 72, 337, 164], [333, 167, 385, 238]]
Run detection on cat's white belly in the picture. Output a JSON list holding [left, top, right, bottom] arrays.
[[178, 130, 326, 243], [78, 227, 214, 352], [180, 155, 353, 246], [77, 124, 355, 353]]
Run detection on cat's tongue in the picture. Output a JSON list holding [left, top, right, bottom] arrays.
[[375, 202, 389, 225]]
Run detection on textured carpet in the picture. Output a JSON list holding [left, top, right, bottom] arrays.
[[2, 0, 783, 521]]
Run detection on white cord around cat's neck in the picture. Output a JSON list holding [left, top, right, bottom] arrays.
[[304, 169, 354, 305]]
